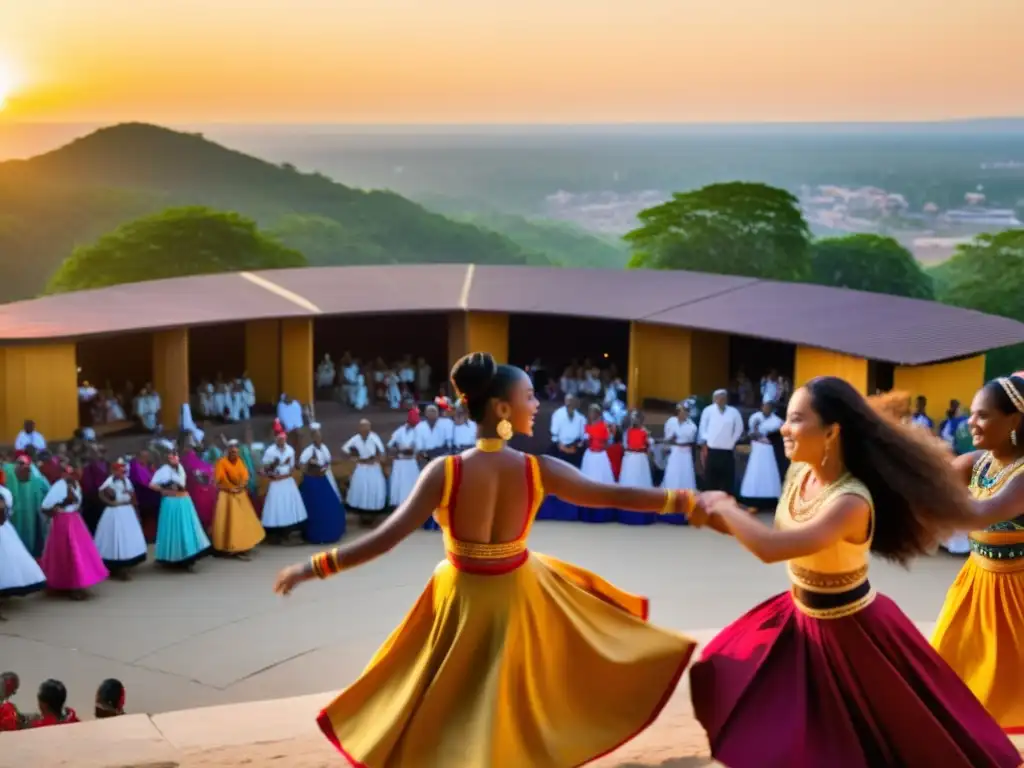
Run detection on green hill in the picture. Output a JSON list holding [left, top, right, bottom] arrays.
[[451, 213, 630, 269], [0, 123, 547, 302]]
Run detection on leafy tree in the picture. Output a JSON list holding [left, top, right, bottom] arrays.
[[45, 206, 306, 294], [930, 229, 1024, 378], [625, 182, 811, 280], [809, 234, 934, 299], [269, 214, 389, 266]]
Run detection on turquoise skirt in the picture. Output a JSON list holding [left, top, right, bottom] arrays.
[[155, 496, 212, 565]]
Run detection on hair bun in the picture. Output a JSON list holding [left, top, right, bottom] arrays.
[[450, 352, 497, 405]]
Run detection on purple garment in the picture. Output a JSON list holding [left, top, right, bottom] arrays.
[[181, 450, 216, 529], [80, 460, 110, 531], [129, 459, 160, 512], [80, 460, 109, 498]]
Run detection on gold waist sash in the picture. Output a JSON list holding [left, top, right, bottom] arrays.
[[443, 533, 527, 560]]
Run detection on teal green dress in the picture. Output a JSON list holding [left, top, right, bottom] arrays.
[[2, 463, 51, 558]]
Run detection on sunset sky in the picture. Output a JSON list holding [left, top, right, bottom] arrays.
[[1, 0, 1020, 124]]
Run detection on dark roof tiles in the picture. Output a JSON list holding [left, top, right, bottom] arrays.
[[1, 265, 1021, 366]]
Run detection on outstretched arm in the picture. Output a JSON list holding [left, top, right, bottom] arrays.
[[537, 454, 690, 513], [968, 474, 1024, 528], [705, 494, 869, 564], [275, 458, 446, 594]]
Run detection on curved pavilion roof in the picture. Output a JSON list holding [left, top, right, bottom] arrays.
[[1, 264, 1022, 366]]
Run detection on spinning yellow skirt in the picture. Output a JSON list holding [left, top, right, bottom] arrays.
[[931, 548, 1024, 733], [317, 551, 695, 767]]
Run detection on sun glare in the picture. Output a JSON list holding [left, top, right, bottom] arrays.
[[0, 60, 16, 111]]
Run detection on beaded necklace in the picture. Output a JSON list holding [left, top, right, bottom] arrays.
[[970, 452, 1024, 495]]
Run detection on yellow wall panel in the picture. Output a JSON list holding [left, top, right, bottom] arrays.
[[627, 322, 694, 408], [794, 347, 868, 394], [152, 329, 190, 433], [245, 320, 281, 406], [0, 343, 79, 441], [280, 318, 314, 406], [893, 355, 986, 423], [465, 312, 509, 365], [690, 330, 731, 397]]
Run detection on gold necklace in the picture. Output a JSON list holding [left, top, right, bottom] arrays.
[[790, 469, 853, 522], [476, 438, 505, 453]]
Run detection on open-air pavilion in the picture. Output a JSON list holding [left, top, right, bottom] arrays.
[[1, 264, 1022, 441]]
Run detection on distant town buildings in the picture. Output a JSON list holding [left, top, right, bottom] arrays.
[[542, 181, 1022, 263]]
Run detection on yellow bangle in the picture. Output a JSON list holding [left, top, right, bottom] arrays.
[[660, 489, 678, 515], [310, 549, 346, 579]]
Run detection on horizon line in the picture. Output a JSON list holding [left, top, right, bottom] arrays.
[[3, 116, 1023, 129]]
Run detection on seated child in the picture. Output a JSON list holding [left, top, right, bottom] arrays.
[[0, 672, 26, 731], [95, 679, 125, 719], [29, 679, 79, 727]]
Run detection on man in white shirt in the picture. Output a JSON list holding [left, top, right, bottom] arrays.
[[276, 394, 305, 444], [14, 420, 47, 453], [698, 389, 744, 493], [549, 395, 587, 468], [414, 404, 452, 459]]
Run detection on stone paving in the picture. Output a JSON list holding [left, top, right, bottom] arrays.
[[1, 520, 969, 759]]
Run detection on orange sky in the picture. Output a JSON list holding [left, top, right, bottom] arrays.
[[1, 0, 1021, 123]]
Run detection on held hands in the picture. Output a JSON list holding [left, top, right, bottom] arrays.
[[273, 563, 314, 596], [691, 491, 740, 534]]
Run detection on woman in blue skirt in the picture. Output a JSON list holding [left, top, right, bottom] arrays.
[[299, 424, 345, 544], [150, 448, 212, 571]]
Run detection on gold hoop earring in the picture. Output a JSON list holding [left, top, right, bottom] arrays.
[[495, 403, 513, 441], [496, 419, 513, 441]]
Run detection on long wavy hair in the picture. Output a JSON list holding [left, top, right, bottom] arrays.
[[807, 377, 970, 565]]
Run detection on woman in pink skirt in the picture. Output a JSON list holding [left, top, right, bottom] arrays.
[[40, 463, 109, 600]]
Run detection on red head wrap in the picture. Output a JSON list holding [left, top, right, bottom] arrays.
[[407, 408, 421, 426]]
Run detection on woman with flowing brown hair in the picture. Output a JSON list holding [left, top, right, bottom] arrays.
[[689, 376, 1019, 767]]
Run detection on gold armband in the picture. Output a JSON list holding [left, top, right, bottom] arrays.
[[660, 489, 696, 516], [310, 549, 343, 579]]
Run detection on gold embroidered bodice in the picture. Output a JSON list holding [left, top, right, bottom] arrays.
[[968, 452, 1024, 561], [433, 454, 545, 561], [776, 463, 874, 594]]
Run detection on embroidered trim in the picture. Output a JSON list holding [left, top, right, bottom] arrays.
[[788, 563, 868, 592]]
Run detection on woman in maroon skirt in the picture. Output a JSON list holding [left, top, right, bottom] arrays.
[[691, 376, 1021, 768]]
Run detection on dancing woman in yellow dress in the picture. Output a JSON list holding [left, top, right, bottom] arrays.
[[274, 352, 698, 767], [932, 373, 1024, 733]]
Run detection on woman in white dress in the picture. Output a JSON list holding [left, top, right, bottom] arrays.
[[0, 484, 47, 618], [660, 401, 698, 525], [352, 375, 369, 411], [94, 459, 148, 579], [619, 410, 657, 525], [343, 419, 388, 526], [581, 404, 617, 484], [385, 371, 403, 410], [579, 403, 618, 524], [662, 401, 698, 491], [738, 401, 784, 505], [387, 411, 422, 509], [261, 429, 308, 544]]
